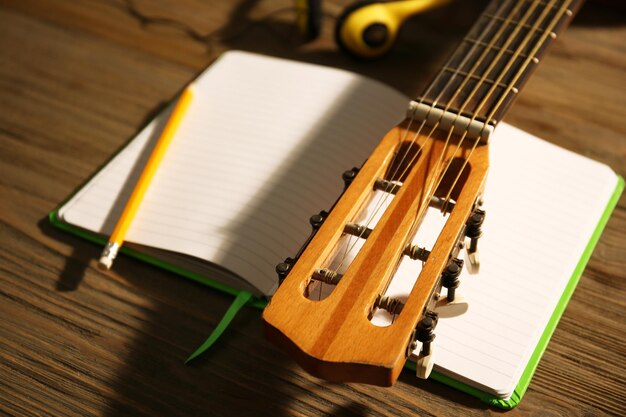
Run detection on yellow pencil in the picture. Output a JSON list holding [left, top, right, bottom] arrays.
[[98, 86, 194, 270]]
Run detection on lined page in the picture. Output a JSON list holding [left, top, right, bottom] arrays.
[[436, 124, 617, 397], [58, 51, 409, 296], [369, 123, 618, 398]]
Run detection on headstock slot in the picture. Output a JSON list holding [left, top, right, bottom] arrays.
[[384, 139, 423, 183], [263, 118, 489, 386], [303, 186, 390, 302], [434, 156, 473, 206], [369, 198, 469, 329]]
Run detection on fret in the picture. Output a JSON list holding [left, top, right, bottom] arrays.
[[468, 0, 556, 117], [523, 0, 568, 9], [482, 13, 558, 36], [441, 66, 515, 92], [428, 39, 535, 110], [484, 0, 577, 123], [487, 0, 568, 13], [416, 0, 583, 130], [462, 37, 532, 61]]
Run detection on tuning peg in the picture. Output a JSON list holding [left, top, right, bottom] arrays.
[[434, 293, 468, 318], [434, 259, 468, 318], [404, 243, 430, 262], [429, 196, 455, 214], [311, 268, 342, 285], [374, 178, 402, 194], [310, 210, 329, 231], [375, 295, 404, 315], [342, 167, 360, 189], [465, 208, 485, 271], [344, 222, 373, 239], [416, 345, 437, 379], [441, 259, 462, 300], [276, 210, 330, 285], [414, 312, 438, 379], [275, 257, 296, 282], [373, 178, 457, 216]]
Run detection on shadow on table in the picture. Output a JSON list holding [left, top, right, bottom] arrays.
[[39, 214, 492, 416]]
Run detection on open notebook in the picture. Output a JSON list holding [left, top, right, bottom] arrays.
[[51, 51, 623, 408]]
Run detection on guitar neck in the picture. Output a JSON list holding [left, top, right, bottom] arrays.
[[416, 0, 583, 128]]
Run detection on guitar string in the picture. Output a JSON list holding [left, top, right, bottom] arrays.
[[311, 1, 512, 299], [333, 0, 569, 306], [351, 0, 518, 220], [331, 0, 516, 268], [369, 0, 565, 313], [400, 0, 569, 303], [330, 0, 526, 275], [440, 0, 571, 210], [355, 0, 531, 237], [384, 0, 520, 175], [330, 0, 515, 274], [330, 0, 516, 275], [336, 18, 507, 271], [387, 0, 561, 232], [428, 0, 556, 212], [394, 0, 534, 195], [406, 0, 548, 266], [332, 0, 527, 275]]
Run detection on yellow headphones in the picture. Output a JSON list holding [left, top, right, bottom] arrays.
[[297, 0, 450, 59]]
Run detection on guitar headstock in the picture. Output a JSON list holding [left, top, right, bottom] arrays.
[[262, 118, 489, 386]]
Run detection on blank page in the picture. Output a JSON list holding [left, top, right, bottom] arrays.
[[58, 51, 409, 296]]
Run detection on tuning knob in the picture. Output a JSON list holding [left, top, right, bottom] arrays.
[[309, 210, 329, 231], [434, 294, 468, 318], [342, 167, 360, 189], [465, 208, 485, 271], [434, 259, 468, 318], [415, 345, 436, 379], [414, 312, 438, 379], [275, 257, 296, 282], [442, 259, 462, 300]]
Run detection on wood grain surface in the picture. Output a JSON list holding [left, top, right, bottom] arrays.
[[0, 1, 624, 416]]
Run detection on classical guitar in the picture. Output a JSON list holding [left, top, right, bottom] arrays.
[[263, 0, 582, 387]]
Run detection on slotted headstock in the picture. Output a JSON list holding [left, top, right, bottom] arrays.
[[262, 118, 489, 386]]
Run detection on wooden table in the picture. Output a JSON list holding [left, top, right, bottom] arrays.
[[1, 1, 624, 415]]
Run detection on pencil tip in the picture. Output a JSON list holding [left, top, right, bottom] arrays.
[[97, 256, 113, 270], [98, 242, 119, 270]]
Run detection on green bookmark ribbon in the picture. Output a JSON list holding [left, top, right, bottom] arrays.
[[185, 290, 254, 363]]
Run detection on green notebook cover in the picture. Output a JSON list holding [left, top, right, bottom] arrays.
[[49, 174, 623, 409]]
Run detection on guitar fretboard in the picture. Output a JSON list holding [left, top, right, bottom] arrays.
[[417, 0, 583, 126]]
